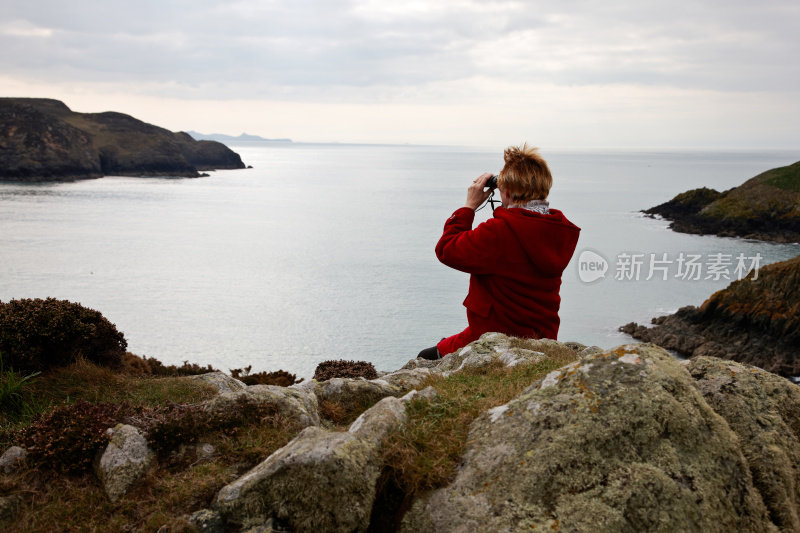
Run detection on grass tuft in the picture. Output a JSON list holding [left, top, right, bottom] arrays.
[[370, 348, 578, 531]]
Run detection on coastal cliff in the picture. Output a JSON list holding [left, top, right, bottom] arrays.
[[621, 253, 800, 377], [0, 98, 245, 181], [645, 160, 800, 242]]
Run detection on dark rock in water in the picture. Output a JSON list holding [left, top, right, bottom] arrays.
[[620, 254, 800, 376], [644, 161, 800, 243], [0, 97, 245, 181]]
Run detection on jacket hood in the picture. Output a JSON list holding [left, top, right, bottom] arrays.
[[494, 206, 581, 276]]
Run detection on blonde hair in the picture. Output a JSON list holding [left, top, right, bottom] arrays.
[[497, 143, 552, 202]]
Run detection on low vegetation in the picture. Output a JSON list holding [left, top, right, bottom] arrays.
[[313, 359, 378, 381], [0, 297, 582, 531]]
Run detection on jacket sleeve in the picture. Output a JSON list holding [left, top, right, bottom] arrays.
[[435, 207, 501, 274]]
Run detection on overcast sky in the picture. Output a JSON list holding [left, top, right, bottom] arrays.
[[2, 0, 799, 148]]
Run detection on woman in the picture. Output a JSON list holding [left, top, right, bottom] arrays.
[[418, 144, 580, 360]]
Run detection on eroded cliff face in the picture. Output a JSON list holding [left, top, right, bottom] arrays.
[[644, 161, 800, 243], [621, 254, 800, 376], [0, 98, 245, 181]]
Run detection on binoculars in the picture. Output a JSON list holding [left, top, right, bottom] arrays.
[[487, 175, 498, 190]]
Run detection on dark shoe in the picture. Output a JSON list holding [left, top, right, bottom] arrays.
[[417, 346, 441, 360]]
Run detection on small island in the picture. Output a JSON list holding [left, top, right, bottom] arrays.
[[644, 160, 800, 243], [0, 98, 246, 181]]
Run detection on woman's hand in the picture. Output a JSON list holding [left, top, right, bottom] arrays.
[[464, 173, 494, 210]]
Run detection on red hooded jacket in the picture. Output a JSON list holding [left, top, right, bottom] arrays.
[[435, 205, 580, 356]]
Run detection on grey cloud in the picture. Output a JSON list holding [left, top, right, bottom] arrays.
[[1, 0, 798, 98]]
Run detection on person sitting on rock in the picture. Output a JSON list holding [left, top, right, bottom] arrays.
[[418, 144, 581, 360]]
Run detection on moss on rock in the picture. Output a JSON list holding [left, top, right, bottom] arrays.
[[401, 344, 773, 532], [687, 356, 800, 531]]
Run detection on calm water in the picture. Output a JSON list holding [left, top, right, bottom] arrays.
[[1, 144, 798, 378]]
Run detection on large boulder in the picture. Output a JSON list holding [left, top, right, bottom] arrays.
[[214, 426, 381, 532], [349, 396, 408, 445], [376, 368, 435, 391], [687, 356, 800, 532], [94, 424, 155, 502], [401, 344, 773, 532], [314, 377, 402, 413], [207, 384, 320, 428], [188, 371, 247, 394]]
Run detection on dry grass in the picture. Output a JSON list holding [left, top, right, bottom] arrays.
[[1, 414, 300, 532], [1, 358, 218, 445]]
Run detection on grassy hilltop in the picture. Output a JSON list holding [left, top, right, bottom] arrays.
[[646, 160, 800, 242]]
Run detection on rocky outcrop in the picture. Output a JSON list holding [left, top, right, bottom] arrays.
[[687, 356, 800, 531], [214, 381, 421, 532], [188, 371, 247, 394], [401, 344, 773, 532], [214, 426, 382, 532], [621, 254, 800, 377], [643, 161, 800, 242], [94, 424, 155, 502], [0, 98, 245, 181], [208, 384, 320, 428]]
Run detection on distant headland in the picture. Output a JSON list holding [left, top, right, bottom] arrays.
[[0, 98, 246, 182], [643, 160, 800, 243], [186, 131, 292, 143]]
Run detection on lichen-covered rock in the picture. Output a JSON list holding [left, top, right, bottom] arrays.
[[188, 371, 247, 394], [215, 426, 380, 532], [94, 424, 155, 502], [401, 344, 773, 532], [314, 377, 402, 414], [349, 396, 407, 444], [0, 445, 27, 474], [208, 384, 319, 427], [400, 357, 443, 370], [687, 356, 800, 532], [377, 368, 435, 391], [401, 385, 438, 403], [437, 332, 554, 373]]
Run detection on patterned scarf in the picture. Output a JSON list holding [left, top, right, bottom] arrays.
[[509, 199, 550, 214]]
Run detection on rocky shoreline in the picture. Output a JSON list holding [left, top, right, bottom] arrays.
[[621, 253, 800, 377], [0, 98, 245, 181], [644, 160, 800, 243]]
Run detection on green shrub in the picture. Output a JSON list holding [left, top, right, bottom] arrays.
[[0, 351, 40, 417], [0, 298, 127, 374], [122, 352, 218, 376], [230, 366, 302, 386], [313, 359, 378, 381], [17, 399, 129, 474]]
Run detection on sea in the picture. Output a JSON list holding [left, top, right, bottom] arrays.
[[1, 144, 798, 379]]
